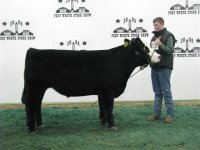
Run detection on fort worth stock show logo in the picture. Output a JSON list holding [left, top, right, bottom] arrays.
[[168, 0, 200, 58], [0, 20, 35, 41], [174, 37, 200, 58], [59, 39, 88, 50], [54, 0, 91, 18], [168, 0, 200, 15], [111, 17, 149, 38]]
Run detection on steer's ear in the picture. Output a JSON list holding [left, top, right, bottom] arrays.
[[123, 39, 130, 47], [124, 38, 130, 42]]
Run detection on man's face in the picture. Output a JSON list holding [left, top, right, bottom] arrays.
[[153, 21, 164, 32]]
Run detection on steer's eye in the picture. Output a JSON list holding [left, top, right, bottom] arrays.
[[135, 51, 140, 55], [143, 46, 149, 53]]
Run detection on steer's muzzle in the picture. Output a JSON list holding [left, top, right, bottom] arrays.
[[150, 51, 161, 64], [158, 55, 161, 60]]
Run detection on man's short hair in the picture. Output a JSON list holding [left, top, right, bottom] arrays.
[[153, 17, 164, 24]]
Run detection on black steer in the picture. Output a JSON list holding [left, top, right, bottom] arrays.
[[22, 37, 160, 133]]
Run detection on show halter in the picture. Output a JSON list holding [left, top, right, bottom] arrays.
[[128, 45, 155, 79]]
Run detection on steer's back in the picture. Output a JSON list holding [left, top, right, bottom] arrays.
[[24, 48, 124, 96]]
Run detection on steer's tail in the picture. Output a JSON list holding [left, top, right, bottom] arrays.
[[21, 87, 26, 104], [21, 48, 37, 104]]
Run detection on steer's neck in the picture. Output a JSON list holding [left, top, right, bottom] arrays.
[[112, 46, 137, 74]]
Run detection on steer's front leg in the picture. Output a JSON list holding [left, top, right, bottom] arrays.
[[98, 95, 106, 125], [25, 102, 36, 133], [102, 91, 117, 129]]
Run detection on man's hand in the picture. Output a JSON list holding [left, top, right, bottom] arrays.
[[155, 38, 161, 46]]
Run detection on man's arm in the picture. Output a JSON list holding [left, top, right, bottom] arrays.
[[159, 35, 174, 55]]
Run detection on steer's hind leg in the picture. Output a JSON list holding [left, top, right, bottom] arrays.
[[25, 83, 46, 133], [101, 91, 116, 129], [35, 99, 44, 128]]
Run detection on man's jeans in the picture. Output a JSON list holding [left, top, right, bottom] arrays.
[[151, 68, 174, 117]]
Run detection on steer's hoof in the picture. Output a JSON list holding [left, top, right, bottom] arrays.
[[36, 125, 43, 129], [100, 119, 107, 125], [110, 126, 118, 130], [29, 130, 36, 134], [28, 127, 36, 134]]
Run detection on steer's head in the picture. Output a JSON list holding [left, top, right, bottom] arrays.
[[124, 37, 160, 65]]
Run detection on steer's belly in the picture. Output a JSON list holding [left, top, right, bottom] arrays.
[[52, 84, 98, 97], [49, 74, 98, 97]]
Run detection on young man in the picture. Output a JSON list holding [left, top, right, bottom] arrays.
[[147, 17, 176, 123]]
